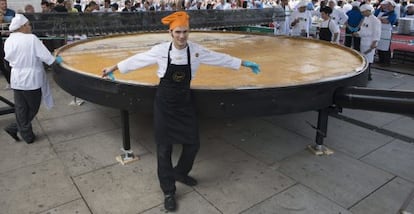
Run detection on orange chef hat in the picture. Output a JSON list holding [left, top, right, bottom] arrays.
[[161, 11, 190, 30]]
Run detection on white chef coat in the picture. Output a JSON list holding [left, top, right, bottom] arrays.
[[331, 8, 349, 25], [117, 41, 242, 78], [4, 32, 56, 109], [273, 5, 292, 36], [358, 15, 381, 63], [289, 10, 312, 37]]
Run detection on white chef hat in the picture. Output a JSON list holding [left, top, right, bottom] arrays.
[[351, 1, 361, 7], [328, 0, 337, 5], [359, 3, 373, 11], [296, 1, 309, 8], [9, 14, 29, 32], [380, 0, 396, 6]]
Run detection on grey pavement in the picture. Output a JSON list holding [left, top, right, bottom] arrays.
[[1, 63, 414, 214]]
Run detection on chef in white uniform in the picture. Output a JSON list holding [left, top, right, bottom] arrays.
[[290, 1, 312, 37], [3, 14, 61, 144], [354, 4, 381, 80], [273, 0, 292, 35], [102, 11, 260, 212], [374, 0, 397, 66], [328, 0, 348, 43]]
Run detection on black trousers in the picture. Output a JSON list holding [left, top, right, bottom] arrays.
[[344, 28, 360, 51], [5, 88, 41, 143], [157, 143, 200, 194], [377, 49, 391, 65]]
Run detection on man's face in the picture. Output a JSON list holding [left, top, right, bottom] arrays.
[[361, 10, 371, 16], [21, 22, 32, 34], [41, 4, 50, 12], [298, 6, 306, 12], [407, 6, 414, 15], [171, 26, 189, 49], [0, 1, 7, 10]]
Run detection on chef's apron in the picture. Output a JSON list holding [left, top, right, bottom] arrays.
[[376, 11, 392, 51], [319, 20, 332, 42], [360, 38, 376, 63], [154, 43, 199, 146]]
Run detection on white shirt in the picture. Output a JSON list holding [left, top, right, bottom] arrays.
[[4, 32, 56, 109], [117, 41, 242, 78], [358, 14, 381, 63], [358, 15, 381, 43], [4, 33, 55, 90], [331, 8, 348, 25], [289, 10, 312, 36]]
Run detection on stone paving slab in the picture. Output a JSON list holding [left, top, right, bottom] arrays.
[[36, 80, 97, 121], [279, 150, 394, 208], [40, 110, 119, 144], [192, 148, 295, 214], [142, 191, 221, 214], [73, 154, 192, 214], [382, 117, 414, 140], [339, 109, 403, 128], [350, 177, 414, 214], [39, 199, 92, 214], [361, 139, 414, 182], [54, 129, 148, 177], [210, 117, 311, 165], [0, 158, 80, 214], [265, 111, 318, 140], [241, 184, 351, 214], [0, 117, 57, 173], [325, 117, 394, 159], [368, 69, 407, 89]]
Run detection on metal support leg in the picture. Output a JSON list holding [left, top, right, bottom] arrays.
[[307, 108, 334, 155], [116, 109, 139, 165], [0, 96, 14, 115], [315, 108, 329, 146]]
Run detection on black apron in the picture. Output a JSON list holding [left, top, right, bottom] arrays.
[[319, 19, 332, 42], [154, 43, 199, 145]]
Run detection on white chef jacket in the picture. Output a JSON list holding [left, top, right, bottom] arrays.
[[117, 41, 242, 78], [273, 5, 292, 36], [289, 10, 312, 37], [331, 8, 349, 25], [358, 15, 381, 63], [4, 32, 56, 109]]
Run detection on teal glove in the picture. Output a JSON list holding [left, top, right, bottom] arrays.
[[243, 61, 261, 74], [55, 56, 63, 64], [107, 72, 116, 81]]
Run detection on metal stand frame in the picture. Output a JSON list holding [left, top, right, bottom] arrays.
[[307, 108, 335, 155], [0, 96, 14, 115], [116, 110, 139, 165]]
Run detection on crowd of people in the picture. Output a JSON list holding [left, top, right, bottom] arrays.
[[8, 0, 407, 68]]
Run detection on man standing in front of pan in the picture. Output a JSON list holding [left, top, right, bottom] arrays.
[[102, 11, 260, 212]]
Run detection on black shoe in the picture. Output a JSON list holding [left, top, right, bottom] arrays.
[[175, 175, 198, 186], [4, 128, 20, 141], [164, 194, 176, 212], [25, 136, 36, 144]]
